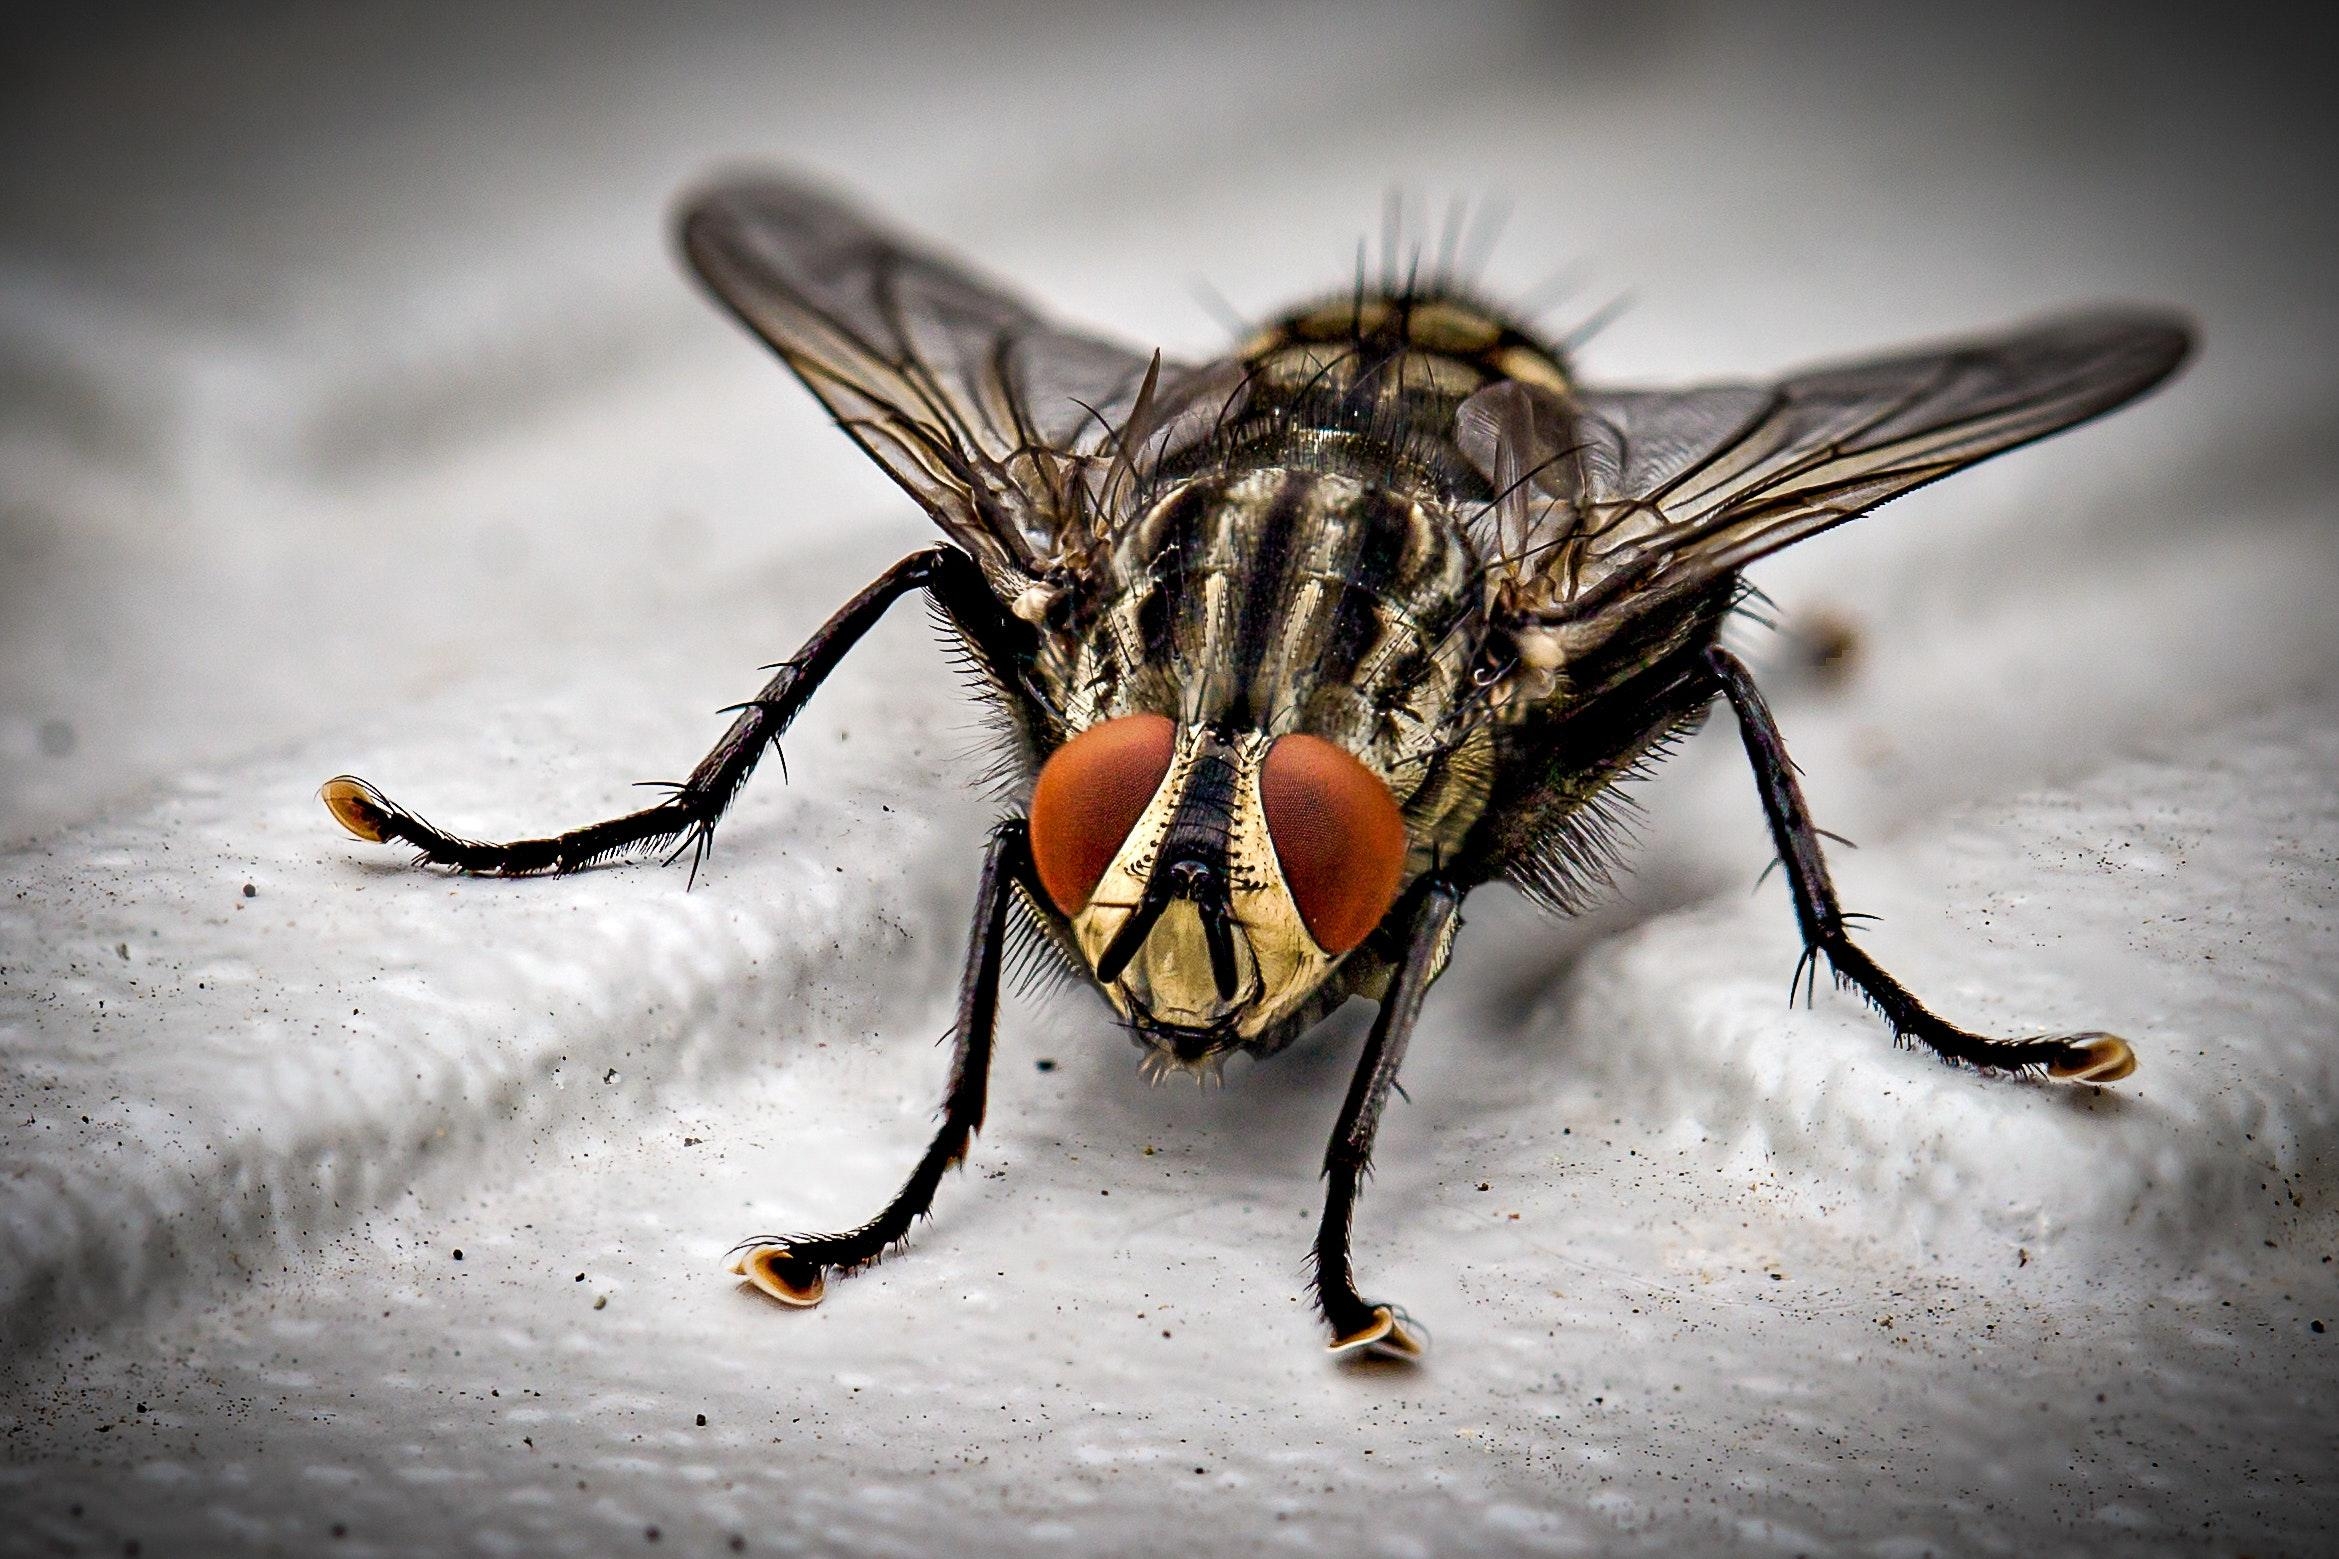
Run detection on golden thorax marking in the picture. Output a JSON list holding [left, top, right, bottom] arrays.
[[1492, 343, 1571, 396], [1400, 299, 1505, 353]]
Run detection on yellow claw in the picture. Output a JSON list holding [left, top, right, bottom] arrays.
[[728, 1245, 826, 1307], [1327, 1305, 1427, 1362], [319, 775, 393, 843], [2047, 1033, 2137, 1084]]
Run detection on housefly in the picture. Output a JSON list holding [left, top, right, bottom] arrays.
[[322, 173, 2190, 1359]]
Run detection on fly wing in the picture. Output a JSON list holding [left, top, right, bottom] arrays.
[[1470, 310, 2192, 640], [680, 173, 1205, 588]]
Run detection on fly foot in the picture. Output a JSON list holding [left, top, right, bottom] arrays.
[[2044, 1032, 2137, 1084], [728, 1243, 827, 1306], [1326, 1303, 1428, 1362], [320, 775, 397, 843]]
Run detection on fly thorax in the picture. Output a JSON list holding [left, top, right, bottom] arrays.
[[1060, 468, 1484, 754]]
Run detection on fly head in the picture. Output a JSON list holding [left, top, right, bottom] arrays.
[[1028, 717, 1411, 1072]]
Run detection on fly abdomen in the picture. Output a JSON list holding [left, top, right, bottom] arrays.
[[1238, 290, 1575, 428]]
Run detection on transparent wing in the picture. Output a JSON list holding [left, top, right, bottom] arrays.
[[1466, 310, 2193, 634], [680, 172, 1208, 584]]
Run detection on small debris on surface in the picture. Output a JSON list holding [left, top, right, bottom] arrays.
[[696, 1413, 707, 1426], [452, 1249, 463, 1261], [1034, 1058, 1057, 1072], [242, 883, 256, 898], [1793, 607, 1864, 686], [593, 1295, 608, 1310]]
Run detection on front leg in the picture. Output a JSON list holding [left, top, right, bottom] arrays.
[[1312, 879, 1464, 1361], [320, 544, 1026, 879], [1705, 646, 2133, 1082], [729, 818, 1031, 1306]]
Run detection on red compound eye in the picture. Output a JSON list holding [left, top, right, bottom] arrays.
[[1260, 734, 1407, 954], [1030, 714, 1178, 916]]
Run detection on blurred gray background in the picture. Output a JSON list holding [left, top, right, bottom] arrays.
[[4, 5, 2338, 1557], [5, 1, 2333, 846]]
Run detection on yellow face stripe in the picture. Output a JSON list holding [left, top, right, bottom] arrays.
[[1072, 726, 1338, 1040]]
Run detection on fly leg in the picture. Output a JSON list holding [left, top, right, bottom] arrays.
[[1705, 646, 2134, 1082], [1313, 879, 1464, 1361], [729, 818, 1030, 1306], [321, 544, 1026, 879]]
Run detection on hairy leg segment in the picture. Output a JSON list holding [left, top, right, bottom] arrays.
[[1313, 879, 1464, 1361], [729, 818, 1033, 1305], [1704, 646, 2133, 1082], [321, 544, 1023, 880]]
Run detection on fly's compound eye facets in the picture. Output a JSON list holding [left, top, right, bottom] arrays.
[[1260, 734, 1407, 955], [1030, 714, 1178, 916]]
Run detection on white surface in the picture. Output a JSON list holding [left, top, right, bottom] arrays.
[[3, 5, 2336, 1556]]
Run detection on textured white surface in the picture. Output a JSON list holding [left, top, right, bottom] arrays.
[[4, 5, 2337, 1556]]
